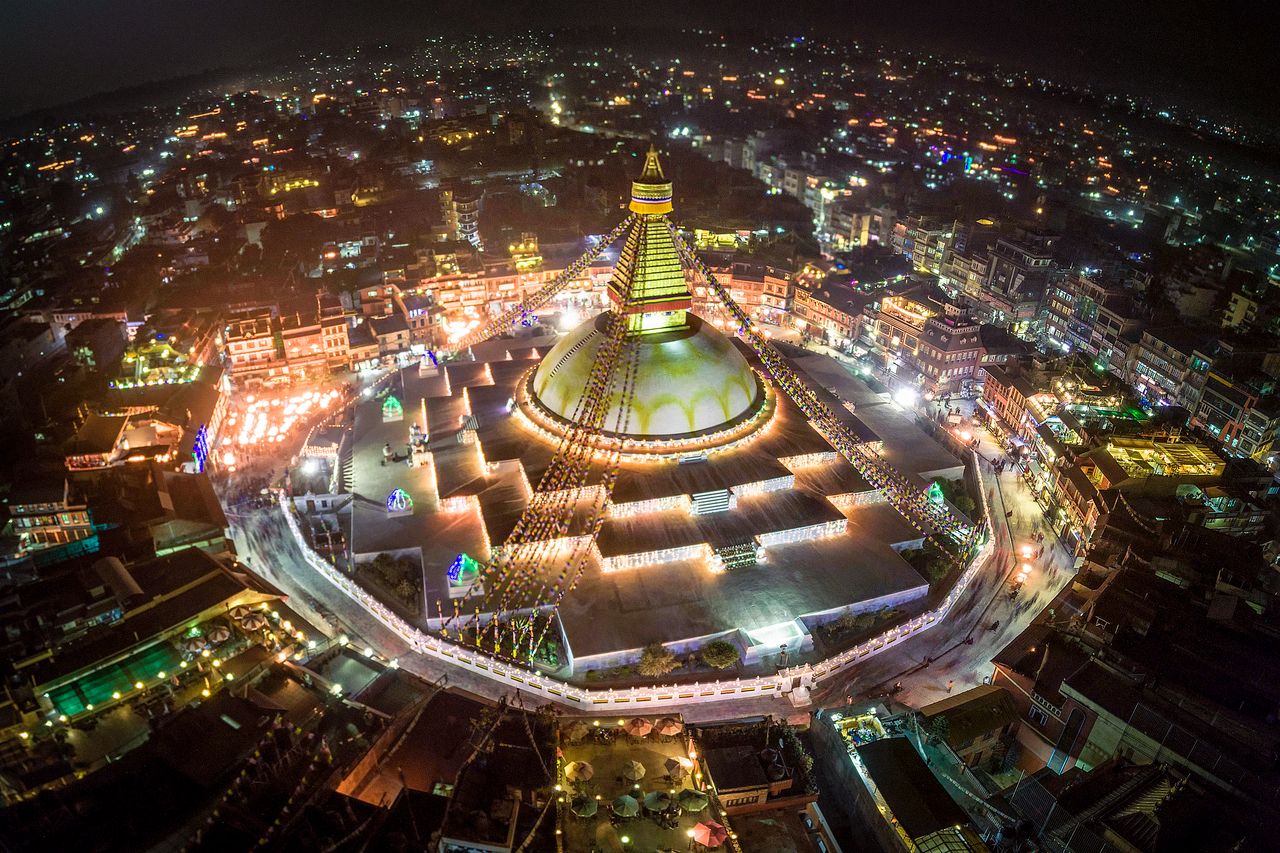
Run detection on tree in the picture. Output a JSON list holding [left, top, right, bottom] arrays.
[[394, 578, 417, 604], [701, 640, 740, 670], [832, 613, 858, 633], [926, 714, 951, 745], [637, 643, 678, 677]]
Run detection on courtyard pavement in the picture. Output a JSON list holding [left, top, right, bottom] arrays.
[[559, 731, 705, 853]]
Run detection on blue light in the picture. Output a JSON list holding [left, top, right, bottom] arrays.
[[386, 488, 413, 513], [192, 424, 210, 472]]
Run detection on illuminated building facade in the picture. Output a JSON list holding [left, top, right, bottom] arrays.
[[862, 293, 938, 375], [916, 313, 983, 396], [223, 296, 355, 386], [1, 479, 95, 563], [793, 285, 868, 348], [1192, 371, 1280, 462]]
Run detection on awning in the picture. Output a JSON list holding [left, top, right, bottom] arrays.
[[47, 642, 184, 717]]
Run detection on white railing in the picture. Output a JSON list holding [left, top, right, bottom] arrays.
[[278, 457, 992, 710]]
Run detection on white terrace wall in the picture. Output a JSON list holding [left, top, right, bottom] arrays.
[[278, 449, 994, 711]]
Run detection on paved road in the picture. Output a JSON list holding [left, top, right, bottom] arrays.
[[227, 354, 1077, 722], [813, 414, 1077, 711]]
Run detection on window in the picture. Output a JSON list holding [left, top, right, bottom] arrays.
[[1028, 707, 1049, 727]]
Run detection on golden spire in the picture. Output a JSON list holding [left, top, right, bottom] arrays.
[[611, 143, 688, 331], [628, 145, 673, 215], [639, 144, 665, 181]]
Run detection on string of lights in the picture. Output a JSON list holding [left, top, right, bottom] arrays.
[[447, 215, 634, 357], [442, 215, 644, 662], [669, 221, 979, 563]]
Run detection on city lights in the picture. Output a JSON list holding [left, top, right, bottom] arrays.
[[5, 20, 1271, 848], [226, 388, 340, 455]]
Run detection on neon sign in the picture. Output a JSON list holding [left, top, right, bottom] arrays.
[[386, 488, 413, 513]]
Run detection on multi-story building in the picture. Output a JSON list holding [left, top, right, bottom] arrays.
[[438, 183, 481, 247], [1043, 273, 1145, 374], [891, 216, 952, 275], [1, 478, 95, 567], [990, 622, 1096, 774], [368, 313, 411, 358], [13, 547, 283, 730], [224, 309, 278, 383], [995, 565, 1280, 808], [973, 236, 1055, 338], [724, 262, 792, 325], [980, 362, 1042, 444], [279, 314, 328, 381], [1128, 327, 1214, 409], [1192, 371, 1280, 462], [916, 313, 984, 396], [1222, 290, 1261, 331], [862, 291, 938, 373], [409, 243, 614, 340], [320, 313, 352, 369], [917, 685, 1019, 770], [826, 201, 895, 250], [439, 182, 482, 248], [359, 282, 403, 317], [793, 284, 870, 348], [1053, 435, 1226, 552], [224, 296, 353, 386], [938, 249, 988, 297]]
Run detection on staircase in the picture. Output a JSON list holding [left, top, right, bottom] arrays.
[[336, 441, 354, 493], [691, 488, 732, 515], [715, 541, 759, 570]]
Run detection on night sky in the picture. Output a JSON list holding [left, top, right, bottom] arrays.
[[2, 0, 1277, 123]]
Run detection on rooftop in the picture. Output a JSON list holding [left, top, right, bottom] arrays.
[[856, 736, 970, 840], [917, 684, 1018, 747]]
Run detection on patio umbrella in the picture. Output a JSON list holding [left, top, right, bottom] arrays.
[[570, 795, 598, 818], [206, 624, 231, 644], [622, 717, 653, 737], [612, 795, 640, 818], [664, 757, 689, 780], [621, 759, 646, 782], [655, 717, 683, 736], [229, 605, 253, 621], [678, 789, 709, 813], [565, 761, 595, 783], [241, 613, 267, 631], [183, 637, 206, 654], [693, 819, 728, 848], [563, 720, 591, 742], [643, 790, 672, 812]]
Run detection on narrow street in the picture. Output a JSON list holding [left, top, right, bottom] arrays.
[[819, 415, 1078, 710]]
